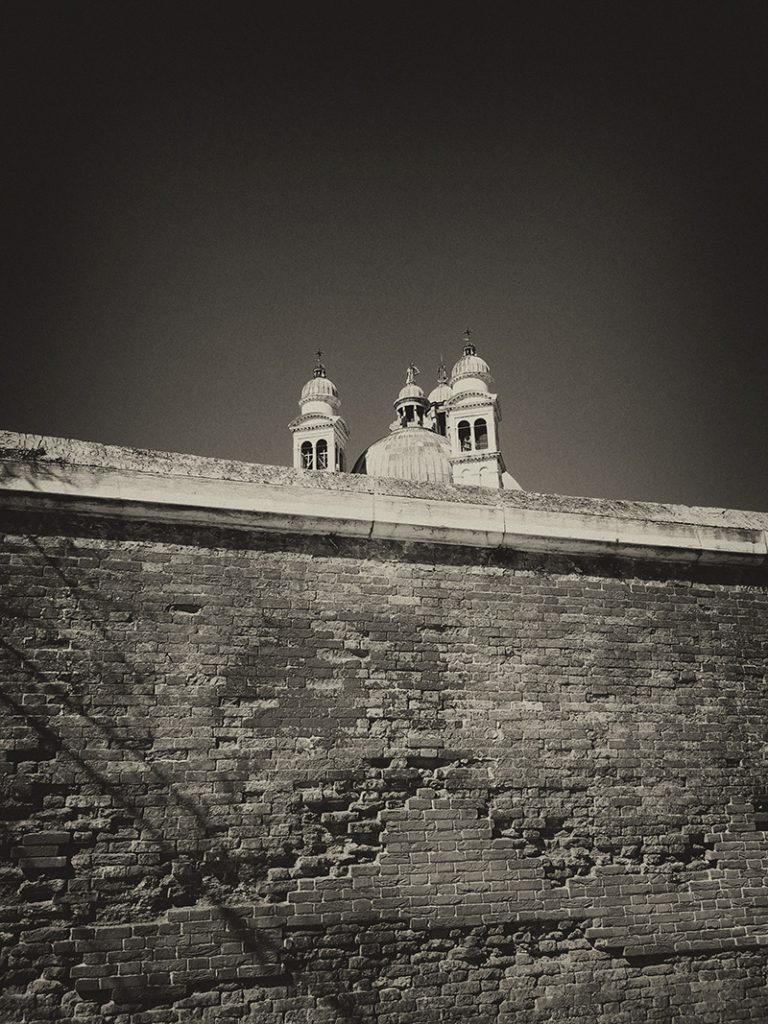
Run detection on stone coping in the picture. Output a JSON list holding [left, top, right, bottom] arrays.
[[1, 431, 767, 564]]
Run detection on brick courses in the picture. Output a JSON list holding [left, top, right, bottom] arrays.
[[1, 464, 768, 1020]]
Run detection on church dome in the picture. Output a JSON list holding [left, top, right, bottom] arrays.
[[449, 330, 493, 391], [301, 375, 338, 401], [352, 428, 452, 484], [428, 381, 452, 404], [397, 381, 426, 402], [450, 352, 490, 380], [296, 353, 342, 415]]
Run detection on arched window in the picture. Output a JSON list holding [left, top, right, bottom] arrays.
[[316, 438, 328, 469], [337, 448, 345, 472], [474, 418, 488, 450], [301, 441, 314, 469], [458, 420, 472, 451], [435, 410, 447, 436]]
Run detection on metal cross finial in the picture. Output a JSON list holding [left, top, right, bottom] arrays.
[[464, 327, 472, 341], [462, 327, 476, 356], [313, 350, 326, 378]]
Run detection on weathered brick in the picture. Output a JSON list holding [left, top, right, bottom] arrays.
[[1, 494, 767, 1022]]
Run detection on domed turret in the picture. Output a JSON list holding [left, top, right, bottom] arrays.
[[393, 363, 429, 428], [300, 374, 338, 404], [445, 330, 510, 488], [398, 381, 425, 402], [288, 352, 349, 472], [297, 354, 341, 416], [428, 360, 452, 405], [450, 329, 493, 396]]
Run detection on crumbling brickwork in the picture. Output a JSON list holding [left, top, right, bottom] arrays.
[[1, 509, 768, 1022]]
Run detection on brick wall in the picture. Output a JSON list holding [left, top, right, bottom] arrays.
[[1, 509, 768, 1022]]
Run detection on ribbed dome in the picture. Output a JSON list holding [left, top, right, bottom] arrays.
[[397, 382, 426, 402], [301, 375, 338, 401], [428, 382, 452, 404], [450, 352, 491, 381], [352, 428, 452, 484]]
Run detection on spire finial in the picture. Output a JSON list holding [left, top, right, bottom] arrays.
[[405, 362, 420, 385], [313, 350, 326, 378], [462, 327, 476, 356]]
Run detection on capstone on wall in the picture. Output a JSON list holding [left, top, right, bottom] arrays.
[[1, 437, 768, 1023]]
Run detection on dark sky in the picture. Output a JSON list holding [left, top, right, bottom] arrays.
[[4, 1, 768, 509]]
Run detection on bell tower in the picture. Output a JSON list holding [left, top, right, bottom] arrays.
[[288, 352, 349, 472], [445, 330, 504, 488]]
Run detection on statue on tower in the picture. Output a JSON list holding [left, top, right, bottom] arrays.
[[405, 362, 420, 385]]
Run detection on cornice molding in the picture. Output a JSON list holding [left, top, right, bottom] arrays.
[[445, 392, 498, 410], [288, 414, 349, 437], [449, 451, 502, 465], [1, 438, 766, 566]]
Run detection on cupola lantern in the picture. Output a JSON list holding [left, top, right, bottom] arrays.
[[444, 330, 506, 487], [288, 352, 349, 472], [393, 363, 430, 428]]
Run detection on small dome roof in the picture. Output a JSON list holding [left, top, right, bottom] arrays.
[[301, 375, 338, 401], [352, 428, 452, 484], [396, 382, 426, 403], [428, 382, 452, 404], [451, 352, 491, 381]]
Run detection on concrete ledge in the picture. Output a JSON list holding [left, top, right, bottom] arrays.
[[371, 494, 506, 548], [500, 506, 768, 564], [1, 433, 767, 565]]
